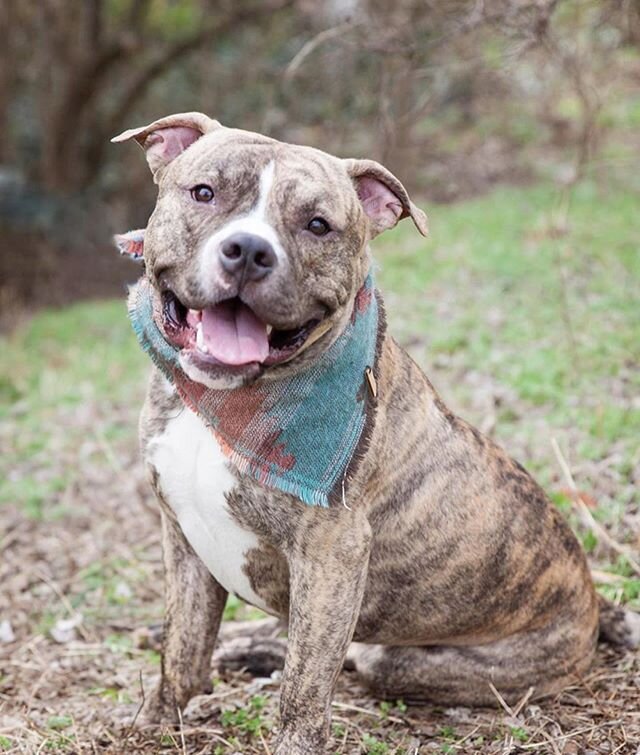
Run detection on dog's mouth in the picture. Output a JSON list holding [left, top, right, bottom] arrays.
[[162, 291, 328, 369]]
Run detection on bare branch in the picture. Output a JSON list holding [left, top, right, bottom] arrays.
[[284, 22, 360, 82]]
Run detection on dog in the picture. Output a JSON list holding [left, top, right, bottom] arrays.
[[112, 112, 639, 755]]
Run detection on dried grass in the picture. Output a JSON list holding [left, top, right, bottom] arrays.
[[1, 402, 638, 754]]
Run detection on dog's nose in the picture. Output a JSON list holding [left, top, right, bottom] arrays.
[[219, 233, 277, 282]]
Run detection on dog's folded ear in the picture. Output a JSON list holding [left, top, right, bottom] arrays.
[[344, 158, 428, 238], [113, 228, 145, 262], [111, 112, 221, 181]]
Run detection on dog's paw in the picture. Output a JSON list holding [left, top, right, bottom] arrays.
[[273, 739, 316, 755]]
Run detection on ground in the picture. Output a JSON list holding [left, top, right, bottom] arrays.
[[1, 180, 639, 754]]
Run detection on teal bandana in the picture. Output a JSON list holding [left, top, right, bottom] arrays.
[[128, 274, 384, 507]]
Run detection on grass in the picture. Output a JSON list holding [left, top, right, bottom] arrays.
[[0, 299, 147, 520]]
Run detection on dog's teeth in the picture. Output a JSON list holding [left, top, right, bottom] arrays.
[[196, 323, 208, 353], [266, 325, 273, 336]]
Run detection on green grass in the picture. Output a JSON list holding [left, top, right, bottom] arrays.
[[377, 180, 638, 395], [1, 299, 145, 410], [0, 299, 147, 518]]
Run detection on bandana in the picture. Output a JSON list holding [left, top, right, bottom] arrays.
[[127, 274, 384, 507]]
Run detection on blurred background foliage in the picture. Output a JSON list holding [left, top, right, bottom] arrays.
[[1, 0, 639, 319]]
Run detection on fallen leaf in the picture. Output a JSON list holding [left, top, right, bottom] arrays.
[[0, 620, 15, 643], [50, 614, 83, 644]]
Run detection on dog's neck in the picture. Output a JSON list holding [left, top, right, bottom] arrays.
[[128, 273, 384, 506]]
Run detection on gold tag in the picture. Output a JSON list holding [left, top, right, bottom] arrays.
[[365, 367, 378, 398]]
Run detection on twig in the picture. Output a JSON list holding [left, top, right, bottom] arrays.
[[610, 737, 628, 755], [177, 706, 187, 755], [512, 686, 535, 718], [128, 670, 146, 733], [591, 569, 629, 585], [520, 720, 624, 749], [538, 728, 563, 755], [488, 681, 515, 717], [452, 724, 482, 749], [259, 727, 272, 755], [34, 568, 92, 641], [285, 23, 359, 81], [551, 437, 640, 576], [331, 700, 405, 725]]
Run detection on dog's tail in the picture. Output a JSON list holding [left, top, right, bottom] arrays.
[[598, 595, 640, 648]]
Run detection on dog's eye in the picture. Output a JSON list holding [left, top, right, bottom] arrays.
[[307, 217, 330, 236], [191, 184, 214, 203]]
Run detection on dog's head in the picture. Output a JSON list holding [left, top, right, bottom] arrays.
[[113, 112, 427, 388]]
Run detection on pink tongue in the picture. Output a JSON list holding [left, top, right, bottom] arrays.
[[201, 301, 269, 365]]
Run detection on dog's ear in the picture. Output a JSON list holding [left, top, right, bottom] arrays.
[[111, 112, 221, 180], [344, 158, 428, 238], [113, 228, 145, 262]]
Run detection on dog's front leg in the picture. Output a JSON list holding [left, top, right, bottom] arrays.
[[141, 506, 227, 725], [275, 508, 372, 755]]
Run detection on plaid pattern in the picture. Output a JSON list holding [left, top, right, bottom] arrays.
[[128, 274, 382, 507]]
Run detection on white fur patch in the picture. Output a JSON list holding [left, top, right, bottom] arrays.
[[148, 407, 270, 612], [160, 375, 176, 396], [200, 161, 288, 295]]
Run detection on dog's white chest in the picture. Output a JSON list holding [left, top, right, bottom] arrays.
[[148, 407, 269, 612]]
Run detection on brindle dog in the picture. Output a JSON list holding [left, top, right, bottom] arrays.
[[112, 112, 639, 755]]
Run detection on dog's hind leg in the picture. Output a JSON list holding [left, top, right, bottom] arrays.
[[352, 618, 598, 707], [214, 636, 288, 676], [214, 618, 288, 676]]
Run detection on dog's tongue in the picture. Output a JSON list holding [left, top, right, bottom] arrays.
[[201, 301, 269, 365]]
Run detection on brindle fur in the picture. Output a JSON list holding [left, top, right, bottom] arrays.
[[114, 113, 635, 755]]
